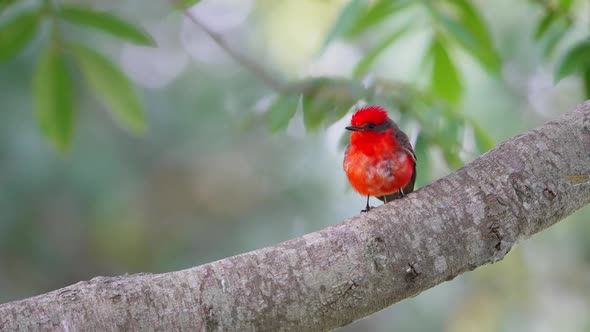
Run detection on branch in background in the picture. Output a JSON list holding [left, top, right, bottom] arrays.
[[181, 3, 418, 98], [1, 101, 590, 331], [182, 6, 287, 91]]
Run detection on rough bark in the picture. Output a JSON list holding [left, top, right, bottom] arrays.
[[2, 101, 590, 332]]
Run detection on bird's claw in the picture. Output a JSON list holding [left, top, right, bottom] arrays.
[[360, 206, 375, 213]]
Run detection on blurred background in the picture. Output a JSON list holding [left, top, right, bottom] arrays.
[[1, 0, 590, 331]]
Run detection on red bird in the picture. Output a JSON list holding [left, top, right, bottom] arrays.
[[343, 106, 416, 212]]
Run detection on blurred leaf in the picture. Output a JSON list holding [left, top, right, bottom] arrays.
[[449, 0, 500, 72], [539, 16, 571, 58], [439, 113, 461, 146], [414, 105, 442, 134], [58, 5, 156, 46], [266, 95, 299, 132], [353, 24, 410, 78], [297, 78, 366, 129], [69, 44, 146, 133], [442, 146, 463, 169], [347, 0, 412, 37], [302, 95, 334, 130], [470, 120, 496, 153], [320, 0, 365, 51], [330, 103, 353, 124], [313, 79, 366, 125], [432, 9, 477, 47], [0, 0, 17, 14], [555, 40, 590, 81], [0, 10, 40, 61], [33, 47, 75, 152], [436, 111, 463, 169], [430, 38, 462, 104], [413, 133, 431, 188], [177, 0, 202, 9], [559, 0, 573, 10], [430, 2, 500, 73], [320, 79, 366, 102], [534, 11, 557, 40]]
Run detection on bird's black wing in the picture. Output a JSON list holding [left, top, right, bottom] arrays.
[[377, 119, 416, 202]]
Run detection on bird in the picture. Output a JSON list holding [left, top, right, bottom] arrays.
[[343, 105, 416, 212]]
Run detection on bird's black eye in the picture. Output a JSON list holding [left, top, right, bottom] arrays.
[[366, 123, 376, 129]]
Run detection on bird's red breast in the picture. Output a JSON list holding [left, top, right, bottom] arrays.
[[344, 128, 415, 197]]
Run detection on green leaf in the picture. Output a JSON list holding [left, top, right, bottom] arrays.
[[540, 18, 571, 58], [0, 0, 17, 14], [266, 95, 299, 132], [296, 78, 367, 129], [0, 10, 40, 61], [69, 44, 146, 133], [559, 0, 574, 11], [414, 105, 442, 135], [320, 0, 365, 51], [534, 11, 557, 41], [436, 109, 468, 167], [433, 1, 500, 73], [176, 0, 202, 9], [413, 133, 431, 188], [58, 5, 155, 46], [33, 47, 75, 152], [470, 120, 495, 153], [329, 102, 354, 124], [347, 0, 411, 37], [454, 5, 500, 73], [442, 146, 463, 169], [302, 95, 334, 130], [555, 40, 590, 81], [432, 10, 477, 47], [438, 113, 461, 144], [430, 38, 462, 104], [452, 0, 500, 67], [352, 24, 410, 78]]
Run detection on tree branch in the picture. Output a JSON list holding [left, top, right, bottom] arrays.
[[2, 101, 590, 331]]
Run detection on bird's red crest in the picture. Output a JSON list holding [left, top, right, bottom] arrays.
[[350, 106, 388, 126]]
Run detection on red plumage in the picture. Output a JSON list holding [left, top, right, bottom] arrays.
[[343, 106, 416, 212], [350, 106, 388, 127]]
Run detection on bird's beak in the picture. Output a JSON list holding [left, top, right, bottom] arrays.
[[346, 126, 362, 131]]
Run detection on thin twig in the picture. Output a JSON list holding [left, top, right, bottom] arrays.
[[182, 6, 286, 91], [178, 2, 425, 99]]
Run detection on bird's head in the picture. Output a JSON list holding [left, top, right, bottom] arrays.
[[346, 106, 389, 133]]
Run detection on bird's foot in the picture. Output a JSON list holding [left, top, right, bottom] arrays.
[[361, 206, 375, 213]]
